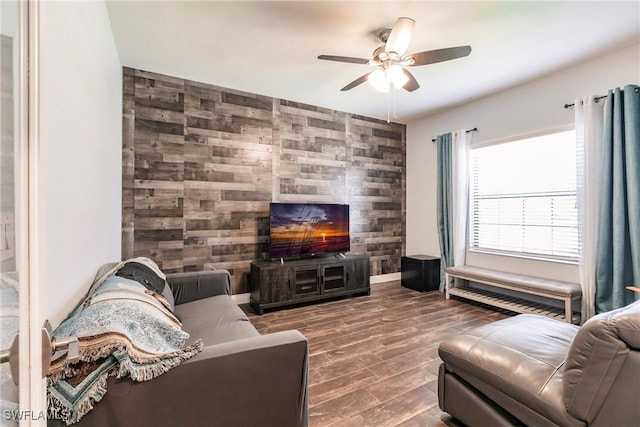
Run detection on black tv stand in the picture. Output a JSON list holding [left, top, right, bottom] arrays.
[[249, 254, 370, 314]]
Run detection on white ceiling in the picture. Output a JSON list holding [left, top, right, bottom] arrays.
[[105, 1, 640, 124]]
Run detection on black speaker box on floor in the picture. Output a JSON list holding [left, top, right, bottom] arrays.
[[401, 255, 440, 292]]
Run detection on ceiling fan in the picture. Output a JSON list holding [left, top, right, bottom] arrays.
[[318, 17, 471, 93]]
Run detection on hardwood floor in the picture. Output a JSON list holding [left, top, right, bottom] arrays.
[[246, 280, 510, 427]]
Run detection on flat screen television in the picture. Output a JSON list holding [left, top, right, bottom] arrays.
[[269, 203, 350, 259]]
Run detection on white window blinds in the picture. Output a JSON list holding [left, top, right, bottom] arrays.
[[470, 130, 579, 261]]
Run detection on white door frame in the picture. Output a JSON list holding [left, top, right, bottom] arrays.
[[17, 0, 45, 424]]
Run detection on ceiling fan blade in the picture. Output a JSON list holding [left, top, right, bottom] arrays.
[[341, 73, 372, 91], [318, 55, 370, 65], [385, 17, 415, 56], [401, 69, 420, 92], [409, 45, 472, 66]]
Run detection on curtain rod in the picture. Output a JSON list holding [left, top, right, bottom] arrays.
[[564, 87, 639, 109], [431, 127, 478, 143], [563, 95, 606, 109]]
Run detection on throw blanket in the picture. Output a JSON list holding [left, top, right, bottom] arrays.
[[47, 259, 202, 425]]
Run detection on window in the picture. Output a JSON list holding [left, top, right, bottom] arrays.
[[470, 130, 578, 262]]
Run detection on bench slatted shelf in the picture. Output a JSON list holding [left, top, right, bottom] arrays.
[[445, 265, 582, 324]]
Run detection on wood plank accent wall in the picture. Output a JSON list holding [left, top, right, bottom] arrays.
[[122, 67, 406, 294]]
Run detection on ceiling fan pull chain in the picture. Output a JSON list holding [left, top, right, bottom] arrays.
[[393, 86, 398, 119], [387, 89, 391, 123]]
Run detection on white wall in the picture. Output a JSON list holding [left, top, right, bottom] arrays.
[[40, 1, 122, 327], [406, 43, 640, 282]]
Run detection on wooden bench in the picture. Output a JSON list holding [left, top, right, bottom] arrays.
[[445, 265, 582, 324]]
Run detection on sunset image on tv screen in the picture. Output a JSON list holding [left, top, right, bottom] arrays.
[[269, 203, 350, 258]]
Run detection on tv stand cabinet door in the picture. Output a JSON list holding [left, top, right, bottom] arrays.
[[321, 264, 347, 293], [251, 264, 291, 304], [346, 256, 371, 291], [292, 265, 321, 298]]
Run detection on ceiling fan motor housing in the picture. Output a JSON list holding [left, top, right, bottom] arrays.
[[372, 45, 415, 67], [378, 28, 392, 43]]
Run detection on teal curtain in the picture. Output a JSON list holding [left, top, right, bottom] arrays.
[[595, 85, 640, 313], [436, 133, 453, 292]]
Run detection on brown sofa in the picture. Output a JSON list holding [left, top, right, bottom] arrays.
[[51, 270, 308, 426], [438, 299, 640, 426]]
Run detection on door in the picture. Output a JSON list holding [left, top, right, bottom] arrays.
[[0, 1, 46, 425], [293, 265, 320, 298], [321, 263, 346, 293]]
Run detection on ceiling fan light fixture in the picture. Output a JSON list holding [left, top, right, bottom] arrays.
[[368, 69, 390, 92], [387, 65, 409, 89], [368, 65, 409, 92]]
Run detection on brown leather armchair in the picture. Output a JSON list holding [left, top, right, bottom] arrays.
[[438, 300, 640, 426]]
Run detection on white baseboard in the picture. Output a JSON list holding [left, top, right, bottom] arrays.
[[232, 293, 251, 305], [370, 272, 400, 284], [233, 273, 400, 304]]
